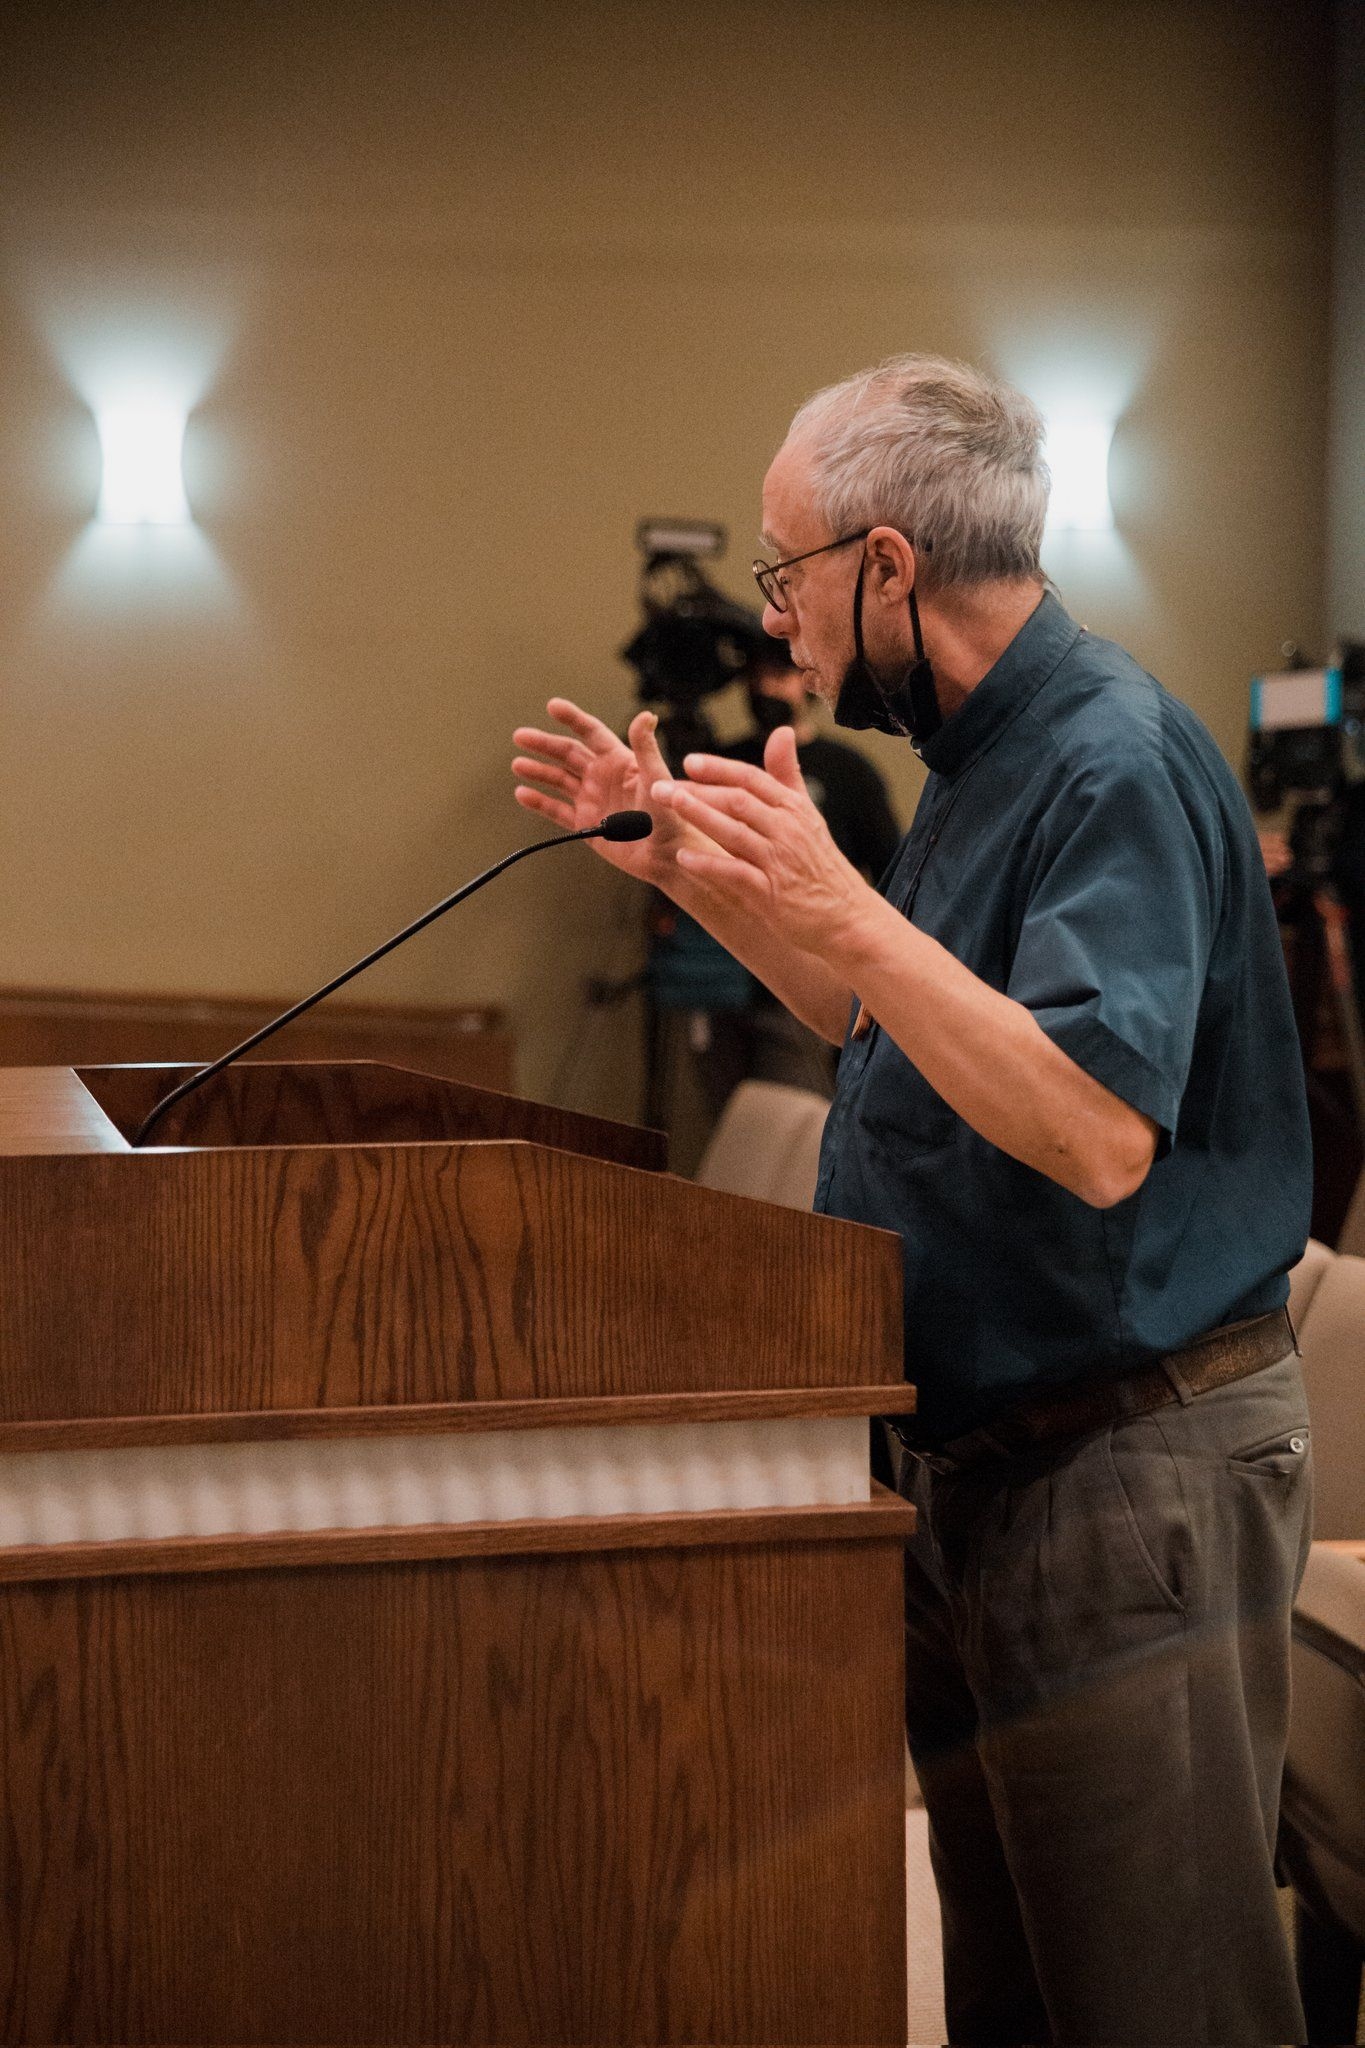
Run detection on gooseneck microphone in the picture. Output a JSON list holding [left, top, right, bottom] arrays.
[[130, 810, 653, 1149]]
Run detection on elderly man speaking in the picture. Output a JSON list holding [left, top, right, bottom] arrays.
[[511, 355, 1313, 2047]]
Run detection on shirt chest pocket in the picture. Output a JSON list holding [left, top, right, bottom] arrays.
[[854, 1038, 959, 1156]]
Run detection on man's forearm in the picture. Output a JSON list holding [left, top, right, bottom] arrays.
[[831, 892, 1157, 1206]]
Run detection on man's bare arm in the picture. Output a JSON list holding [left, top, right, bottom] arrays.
[[657, 737, 1159, 1209], [830, 891, 1158, 1207]]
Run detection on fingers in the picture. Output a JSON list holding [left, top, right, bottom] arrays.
[[545, 698, 624, 757], [512, 728, 592, 774], [511, 718, 595, 809], [659, 780, 775, 832], [514, 785, 577, 831], [511, 755, 577, 798], [680, 751, 793, 807], [654, 781, 770, 867], [627, 709, 669, 780]]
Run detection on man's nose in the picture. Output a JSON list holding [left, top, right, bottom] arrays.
[[762, 598, 795, 638]]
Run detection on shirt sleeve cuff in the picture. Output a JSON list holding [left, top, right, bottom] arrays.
[[1034, 1011, 1182, 1154]]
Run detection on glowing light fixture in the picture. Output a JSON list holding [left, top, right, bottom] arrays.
[[1045, 413, 1114, 532], [97, 400, 189, 524]]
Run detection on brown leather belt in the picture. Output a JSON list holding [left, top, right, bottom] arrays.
[[894, 1307, 1298, 1475]]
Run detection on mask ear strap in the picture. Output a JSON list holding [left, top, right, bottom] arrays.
[[861, 542, 926, 661], [904, 574, 942, 748], [852, 551, 869, 664], [908, 580, 926, 661], [837, 541, 940, 745]]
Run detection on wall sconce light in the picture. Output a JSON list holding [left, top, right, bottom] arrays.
[[97, 401, 190, 524], [1045, 413, 1115, 533]]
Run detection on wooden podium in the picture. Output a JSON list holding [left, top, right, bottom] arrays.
[[0, 1062, 914, 2045]]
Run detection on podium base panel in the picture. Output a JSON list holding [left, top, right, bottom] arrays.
[[0, 1534, 908, 2045]]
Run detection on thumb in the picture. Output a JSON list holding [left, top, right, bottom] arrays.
[[628, 708, 670, 781], [763, 722, 806, 793]]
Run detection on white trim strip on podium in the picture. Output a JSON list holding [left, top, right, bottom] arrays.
[[0, 1416, 870, 1548]]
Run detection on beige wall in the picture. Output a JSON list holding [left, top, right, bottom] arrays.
[[0, 0, 1332, 1119], [1329, 0, 1364, 641]]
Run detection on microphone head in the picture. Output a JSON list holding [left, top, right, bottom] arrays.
[[599, 810, 654, 842]]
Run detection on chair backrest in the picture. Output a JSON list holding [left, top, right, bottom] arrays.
[[695, 1080, 829, 1211], [1338, 1166, 1365, 1259], [1288, 1237, 1336, 1332], [1283, 1545, 1365, 1917], [1296, 1543, 1365, 1655], [1294, 1246, 1365, 1540]]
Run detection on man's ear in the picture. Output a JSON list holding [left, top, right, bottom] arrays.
[[865, 525, 918, 608]]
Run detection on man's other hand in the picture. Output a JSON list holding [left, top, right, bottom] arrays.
[[651, 723, 873, 955]]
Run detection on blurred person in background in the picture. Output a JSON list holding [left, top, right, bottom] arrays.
[[665, 635, 900, 1117]]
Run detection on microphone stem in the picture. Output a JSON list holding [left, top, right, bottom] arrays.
[[130, 826, 600, 1148]]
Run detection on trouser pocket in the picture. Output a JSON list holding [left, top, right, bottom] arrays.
[[1105, 1417, 1190, 1615], [1226, 1424, 1310, 1480]]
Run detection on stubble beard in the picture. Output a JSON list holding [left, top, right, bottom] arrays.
[[796, 659, 839, 716]]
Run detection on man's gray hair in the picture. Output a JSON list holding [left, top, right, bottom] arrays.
[[787, 354, 1050, 591]]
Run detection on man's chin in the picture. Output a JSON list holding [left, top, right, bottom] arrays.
[[801, 669, 838, 712]]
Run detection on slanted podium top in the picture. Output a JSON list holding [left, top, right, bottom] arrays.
[[0, 1062, 906, 1429]]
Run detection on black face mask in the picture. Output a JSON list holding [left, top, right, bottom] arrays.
[[833, 552, 942, 749], [748, 690, 797, 736]]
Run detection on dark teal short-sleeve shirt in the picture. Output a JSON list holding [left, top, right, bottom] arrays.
[[814, 592, 1312, 1443]]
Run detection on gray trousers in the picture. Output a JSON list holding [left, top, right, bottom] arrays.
[[899, 1351, 1313, 2045]]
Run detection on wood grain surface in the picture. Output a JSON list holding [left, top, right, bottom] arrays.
[[0, 1491, 916, 1588], [0, 1068, 129, 1155], [77, 1061, 665, 1171], [0, 1539, 908, 2043], [0, 1141, 904, 1423], [0, 987, 515, 1095], [0, 1383, 915, 1455]]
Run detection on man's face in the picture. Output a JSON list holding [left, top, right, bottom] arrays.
[[758, 440, 862, 714]]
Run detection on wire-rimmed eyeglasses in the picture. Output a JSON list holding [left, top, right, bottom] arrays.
[[751, 528, 871, 614]]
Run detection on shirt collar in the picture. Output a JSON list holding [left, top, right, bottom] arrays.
[[917, 589, 1082, 780]]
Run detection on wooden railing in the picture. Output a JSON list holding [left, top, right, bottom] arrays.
[[0, 985, 513, 1093]]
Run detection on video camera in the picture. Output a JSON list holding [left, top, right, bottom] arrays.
[[1247, 647, 1365, 810], [620, 519, 772, 769], [1247, 642, 1365, 892]]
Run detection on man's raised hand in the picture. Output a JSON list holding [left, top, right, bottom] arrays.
[[651, 722, 874, 956], [511, 698, 698, 882]]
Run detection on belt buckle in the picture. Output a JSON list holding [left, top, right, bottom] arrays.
[[883, 1415, 954, 1475], [917, 1449, 957, 1476]]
